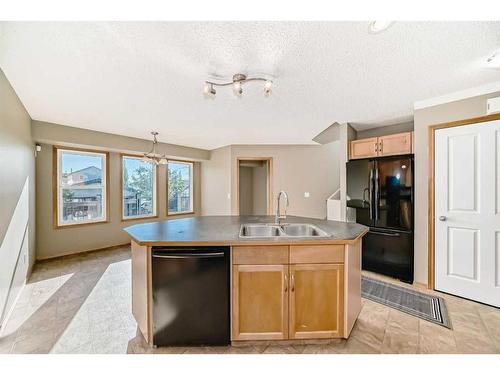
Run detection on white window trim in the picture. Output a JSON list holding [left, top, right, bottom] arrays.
[[56, 148, 108, 227], [122, 155, 157, 220], [168, 160, 194, 215]]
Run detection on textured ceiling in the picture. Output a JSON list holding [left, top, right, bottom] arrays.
[[1, 21, 500, 150]]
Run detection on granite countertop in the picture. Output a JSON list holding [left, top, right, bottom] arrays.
[[124, 215, 368, 246]]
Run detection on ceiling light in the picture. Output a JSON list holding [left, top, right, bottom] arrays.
[[487, 51, 500, 68], [233, 80, 243, 96], [204, 82, 216, 96], [264, 80, 272, 96], [369, 21, 395, 34], [204, 73, 274, 98], [142, 131, 168, 165]]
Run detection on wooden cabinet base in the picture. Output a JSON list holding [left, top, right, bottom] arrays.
[[289, 264, 344, 339], [231, 241, 362, 341], [232, 264, 289, 341], [130, 238, 363, 346]]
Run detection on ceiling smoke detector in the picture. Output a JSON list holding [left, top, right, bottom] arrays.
[[368, 21, 395, 34]]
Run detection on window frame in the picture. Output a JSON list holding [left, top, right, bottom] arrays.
[[53, 146, 110, 229], [120, 154, 159, 221], [167, 159, 195, 216]]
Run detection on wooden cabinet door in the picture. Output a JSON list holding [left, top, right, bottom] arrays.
[[232, 264, 289, 340], [349, 137, 378, 159], [289, 264, 344, 339], [378, 132, 412, 156]]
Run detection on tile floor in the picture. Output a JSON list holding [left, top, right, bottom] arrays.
[[0, 246, 499, 354]]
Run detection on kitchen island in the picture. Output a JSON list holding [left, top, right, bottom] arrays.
[[124, 215, 367, 347]]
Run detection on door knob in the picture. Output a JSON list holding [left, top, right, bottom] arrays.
[[438, 216, 446, 221]]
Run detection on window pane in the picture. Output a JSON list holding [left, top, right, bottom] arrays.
[[123, 157, 155, 218], [58, 150, 106, 225], [168, 162, 193, 214], [61, 152, 103, 187], [62, 188, 103, 222]]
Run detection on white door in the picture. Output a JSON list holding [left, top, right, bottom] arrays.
[[435, 120, 500, 307]]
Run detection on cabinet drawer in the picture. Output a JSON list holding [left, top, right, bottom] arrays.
[[232, 246, 289, 265], [290, 245, 344, 264]]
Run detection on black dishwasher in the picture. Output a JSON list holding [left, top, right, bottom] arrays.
[[151, 246, 230, 346]]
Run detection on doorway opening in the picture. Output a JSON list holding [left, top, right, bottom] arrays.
[[237, 158, 272, 215]]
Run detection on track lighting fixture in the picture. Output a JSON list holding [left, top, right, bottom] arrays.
[[204, 73, 273, 98]]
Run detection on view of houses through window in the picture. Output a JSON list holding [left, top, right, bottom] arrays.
[[122, 156, 156, 219], [56, 149, 193, 226], [168, 161, 193, 214], [57, 148, 107, 226]]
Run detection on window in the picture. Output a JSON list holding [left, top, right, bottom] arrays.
[[55, 147, 108, 227], [122, 155, 157, 220], [168, 161, 193, 215]]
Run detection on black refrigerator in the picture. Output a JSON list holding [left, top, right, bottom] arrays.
[[347, 156, 414, 283]]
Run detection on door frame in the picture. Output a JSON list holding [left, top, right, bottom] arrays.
[[427, 112, 500, 289], [236, 157, 273, 216]]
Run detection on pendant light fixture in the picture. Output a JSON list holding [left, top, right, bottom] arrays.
[[204, 73, 273, 98], [142, 131, 168, 165]]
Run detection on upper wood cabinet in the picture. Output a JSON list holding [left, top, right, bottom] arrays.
[[232, 264, 289, 341], [349, 137, 378, 159], [378, 132, 412, 156], [349, 131, 413, 160], [289, 264, 344, 339]]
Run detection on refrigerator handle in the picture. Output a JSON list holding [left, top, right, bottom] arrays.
[[374, 167, 379, 221], [369, 169, 374, 220]]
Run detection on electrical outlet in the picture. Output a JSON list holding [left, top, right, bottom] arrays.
[[227, 193, 231, 200], [304, 192, 310, 198]]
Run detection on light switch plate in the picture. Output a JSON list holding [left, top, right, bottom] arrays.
[[304, 192, 310, 198]]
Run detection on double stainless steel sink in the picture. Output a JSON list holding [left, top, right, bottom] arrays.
[[239, 223, 330, 239]]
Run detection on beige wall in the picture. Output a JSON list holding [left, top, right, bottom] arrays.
[[201, 146, 232, 215], [356, 121, 414, 139], [231, 144, 340, 219], [200, 143, 340, 218], [413, 91, 500, 285], [0, 68, 34, 323], [238, 166, 254, 215], [237, 162, 269, 215], [36, 144, 201, 259], [32, 120, 210, 161], [252, 162, 268, 215]]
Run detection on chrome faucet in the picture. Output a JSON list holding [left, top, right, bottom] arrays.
[[275, 191, 289, 225]]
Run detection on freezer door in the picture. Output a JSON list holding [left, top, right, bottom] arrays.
[[362, 228, 414, 283], [374, 158, 413, 230]]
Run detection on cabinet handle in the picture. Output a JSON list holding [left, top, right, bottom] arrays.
[[379, 141, 383, 153], [284, 274, 288, 292], [375, 143, 378, 152], [291, 274, 295, 292]]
